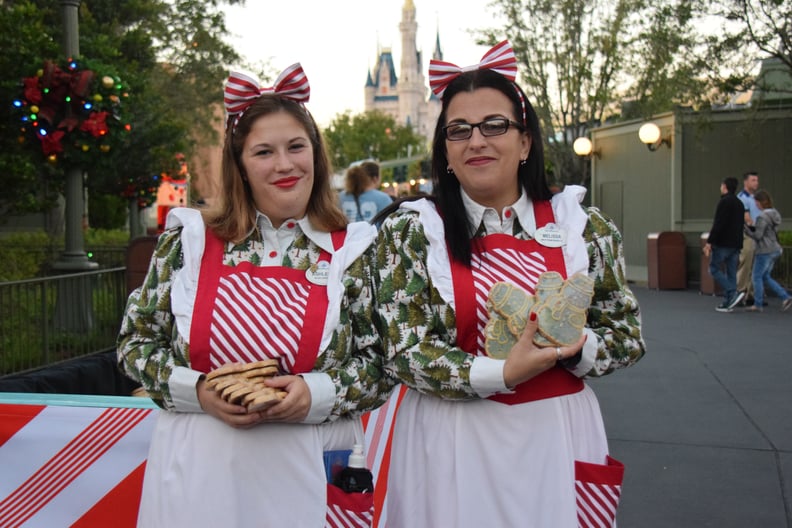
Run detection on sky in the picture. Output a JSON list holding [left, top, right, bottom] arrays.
[[224, 0, 499, 127]]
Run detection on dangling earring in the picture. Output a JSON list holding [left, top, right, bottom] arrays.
[[519, 159, 527, 166], [447, 167, 454, 175]]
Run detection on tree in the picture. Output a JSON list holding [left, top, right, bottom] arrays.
[[0, 0, 243, 223], [0, 2, 61, 219], [323, 110, 426, 172], [703, 0, 792, 101], [478, 0, 722, 185]]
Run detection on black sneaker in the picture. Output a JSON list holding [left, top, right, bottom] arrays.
[[727, 291, 746, 310], [715, 302, 733, 313]]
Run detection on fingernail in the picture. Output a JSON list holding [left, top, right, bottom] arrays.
[[530, 312, 537, 322]]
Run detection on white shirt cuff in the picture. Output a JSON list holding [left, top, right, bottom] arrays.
[[565, 328, 597, 377], [301, 372, 335, 424], [169, 366, 204, 413], [470, 356, 509, 397]]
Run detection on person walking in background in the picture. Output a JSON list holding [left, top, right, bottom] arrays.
[[743, 189, 792, 312], [736, 171, 761, 304], [339, 160, 393, 222], [117, 64, 392, 526], [371, 40, 646, 527], [703, 177, 746, 312]]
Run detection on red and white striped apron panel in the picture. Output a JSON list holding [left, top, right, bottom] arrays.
[[325, 484, 375, 528], [0, 403, 155, 528], [361, 385, 408, 528], [470, 245, 547, 352], [576, 456, 624, 528], [210, 272, 309, 370]]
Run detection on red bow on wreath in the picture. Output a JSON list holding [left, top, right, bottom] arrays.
[[80, 111, 109, 137], [33, 60, 95, 132], [39, 129, 65, 156]]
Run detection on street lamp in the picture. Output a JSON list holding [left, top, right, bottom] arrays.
[[573, 137, 600, 159], [638, 122, 671, 151]]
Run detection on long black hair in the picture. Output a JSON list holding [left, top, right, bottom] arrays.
[[372, 69, 551, 266], [432, 69, 551, 265]]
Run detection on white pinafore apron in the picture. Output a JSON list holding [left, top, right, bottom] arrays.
[[137, 228, 372, 528], [385, 200, 623, 528]]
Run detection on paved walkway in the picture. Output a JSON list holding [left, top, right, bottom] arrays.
[[591, 285, 792, 527]]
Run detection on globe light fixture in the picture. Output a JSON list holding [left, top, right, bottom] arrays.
[[638, 122, 671, 151], [573, 136, 600, 159]]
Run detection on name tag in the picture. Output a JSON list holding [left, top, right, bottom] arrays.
[[534, 223, 567, 248], [306, 261, 330, 285]]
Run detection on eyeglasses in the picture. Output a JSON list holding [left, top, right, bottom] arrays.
[[443, 118, 524, 141]]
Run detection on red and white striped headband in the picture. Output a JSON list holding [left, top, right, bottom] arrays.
[[224, 63, 310, 131], [429, 40, 526, 126]]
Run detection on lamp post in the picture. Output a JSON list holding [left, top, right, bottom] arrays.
[[52, 0, 97, 272], [53, 0, 97, 333]]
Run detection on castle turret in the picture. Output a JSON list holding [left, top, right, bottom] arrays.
[[398, 0, 427, 135]]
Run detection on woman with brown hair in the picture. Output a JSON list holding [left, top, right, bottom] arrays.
[[744, 188, 791, 312], [339, 160, 393, 222], [118, 64, 393, 526]]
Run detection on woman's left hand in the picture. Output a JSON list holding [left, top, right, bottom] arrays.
[[255, 375, 311, 423]]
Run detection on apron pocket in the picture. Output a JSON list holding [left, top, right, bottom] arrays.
[[574, 455, 624, 528], [325, 483, 373, 528]]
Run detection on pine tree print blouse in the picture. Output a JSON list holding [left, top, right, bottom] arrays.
[[117, 219, 395, 420], [372, 201, 646, 400]]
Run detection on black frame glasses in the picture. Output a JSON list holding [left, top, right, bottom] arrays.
[[443, 118, 524, 141]]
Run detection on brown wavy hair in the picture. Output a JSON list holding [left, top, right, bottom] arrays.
[[202, 95, 347, 242]]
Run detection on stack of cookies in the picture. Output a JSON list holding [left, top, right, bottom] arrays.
[[205, 359, 287, 412]]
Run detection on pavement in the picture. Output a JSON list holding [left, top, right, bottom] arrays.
[[590, 285, 792, 527]]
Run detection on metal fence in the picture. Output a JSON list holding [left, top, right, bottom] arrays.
[[0, 267, 127, 376]]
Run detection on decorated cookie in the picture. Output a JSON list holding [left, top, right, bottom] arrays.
[[532, 273, 595, 347]]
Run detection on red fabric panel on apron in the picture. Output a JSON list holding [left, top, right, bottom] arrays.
[[189, 228, 345, 375], [575, 455, 624, 527], [450, 200, 584, 405], [325, 484, 374, 527]]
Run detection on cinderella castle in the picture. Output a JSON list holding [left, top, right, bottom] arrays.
[[364, 0, 443, 141]]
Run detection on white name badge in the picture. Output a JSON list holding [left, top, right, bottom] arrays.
[[306, 261, 330, 285], [534, 223, 567, 248]]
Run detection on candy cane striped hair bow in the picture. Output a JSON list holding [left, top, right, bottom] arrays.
[[224, 63, 310, 127], [428, 40, 518, 98]]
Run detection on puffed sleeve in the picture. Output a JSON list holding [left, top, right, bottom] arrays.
[[117, 228, 190, 409], [567, 207, 647, 377], [372, 210, 479, 400]]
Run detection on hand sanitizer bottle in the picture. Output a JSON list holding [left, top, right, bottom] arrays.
[[333, 444, 373, 493]]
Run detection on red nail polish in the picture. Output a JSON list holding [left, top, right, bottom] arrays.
[[530, 312, 537, 322]]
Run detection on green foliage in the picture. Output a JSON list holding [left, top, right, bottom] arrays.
[[779, 231, 792, 246], [0, 0, 241, 218], [0, 231, 53, 281], [0, 229, 129, 281], [323, 110, 427, 172], [88, 193, 127, 229]]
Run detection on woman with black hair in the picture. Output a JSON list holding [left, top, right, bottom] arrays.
[[371, 41, 646, 527]]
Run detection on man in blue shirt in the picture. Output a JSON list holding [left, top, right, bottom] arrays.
[[736, 171, 761, 304]]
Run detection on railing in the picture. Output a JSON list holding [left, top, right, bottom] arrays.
[[774, 247, 792, 289], [0, 267, 127, 376]]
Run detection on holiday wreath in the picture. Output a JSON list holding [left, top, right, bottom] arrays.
[[13, 58, 131, 168]]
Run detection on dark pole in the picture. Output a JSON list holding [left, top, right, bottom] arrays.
[[53, 0, 97, 271]]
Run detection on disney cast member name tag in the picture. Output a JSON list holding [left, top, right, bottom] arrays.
[[534, 223, 567, 248], [306, 261, 330, 285]]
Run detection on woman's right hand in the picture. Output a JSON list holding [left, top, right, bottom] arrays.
[[503, 311, 586, 389], [196, 378, 263, 429]]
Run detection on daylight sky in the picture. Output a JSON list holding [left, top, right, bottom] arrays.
[[224, 0, 499, 126]]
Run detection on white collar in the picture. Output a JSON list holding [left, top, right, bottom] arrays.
[[460, 188, 537, 236], [253, 212, 335, 253]]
